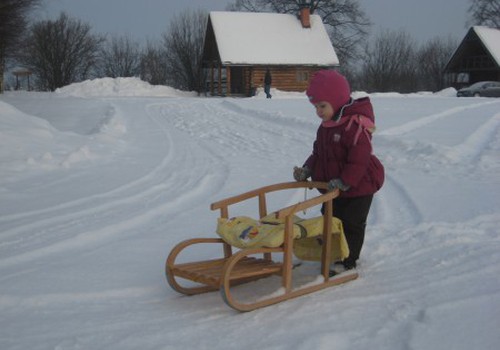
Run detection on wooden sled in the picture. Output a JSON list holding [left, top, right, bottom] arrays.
[[165, 182, 358, 312]]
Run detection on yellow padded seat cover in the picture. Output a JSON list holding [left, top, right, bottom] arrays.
[[216, 214, 349, 262]]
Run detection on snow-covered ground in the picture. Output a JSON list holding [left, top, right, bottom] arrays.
[[1, 78, 499, 350]]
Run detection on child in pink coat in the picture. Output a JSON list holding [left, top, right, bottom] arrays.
[[294, 70, 384, 275]]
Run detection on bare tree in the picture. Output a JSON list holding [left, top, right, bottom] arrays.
[[140, 41, 169, 85], [467, 0, 500, 28], [361, 30, 417, 93], [19, 12, 104, 91], [0, 0, 40, 92], [99, 35, 141, 78], [416, 36, 458, 91], [162, 9, 208, 91], [226, 0, 371, 64]]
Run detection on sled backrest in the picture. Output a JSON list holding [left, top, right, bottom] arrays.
[[210, 182, 334, 220]]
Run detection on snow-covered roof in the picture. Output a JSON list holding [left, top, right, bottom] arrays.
[[208, 11, 339, 66], [473, 26, 500, 66]]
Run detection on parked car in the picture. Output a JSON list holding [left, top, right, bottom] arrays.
[[456, 81, 500, 97]]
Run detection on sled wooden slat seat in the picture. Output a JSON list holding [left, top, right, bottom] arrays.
[[165, 182, 359, 311], [170, 256, 283, 287]]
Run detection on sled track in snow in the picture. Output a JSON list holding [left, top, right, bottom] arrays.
[[370, 99, 500, 228], [0, 99, 228, 268], [370, 173, 423, 228], [378, 99, 500, 136], [444, 110, 500, 166], [0, 118, 176, 230], [2, 98, 498, 269], [160, 99, 313, 159], [218, 100, 315, 140]]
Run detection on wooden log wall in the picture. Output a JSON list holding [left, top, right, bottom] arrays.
[[249, 67, 323, 94], [203, 65, 331, 97]]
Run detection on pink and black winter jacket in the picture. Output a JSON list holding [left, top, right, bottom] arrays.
[[304, 97, 385, 198]]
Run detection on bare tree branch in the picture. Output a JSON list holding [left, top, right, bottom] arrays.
[[140, 41, 169, 86], [417, 36, 458, 91], [162, 9, 208, 91], [361, 30, 418, 93], [19, 12, 104, 91], [467, 0, 500, 28], [99, 35, 141, 78]]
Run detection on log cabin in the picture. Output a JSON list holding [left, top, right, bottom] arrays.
[[201, 8, 339, 97]]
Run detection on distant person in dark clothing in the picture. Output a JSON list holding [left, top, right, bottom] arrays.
[[264, 69, 272, 99]]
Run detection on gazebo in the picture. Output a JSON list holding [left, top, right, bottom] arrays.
[[12, 68, 33, 91]]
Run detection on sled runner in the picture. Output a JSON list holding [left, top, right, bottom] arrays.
[[165, 182, 358, 312]]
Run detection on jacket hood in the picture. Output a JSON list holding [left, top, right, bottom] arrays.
[[338, 97, 375, 121]]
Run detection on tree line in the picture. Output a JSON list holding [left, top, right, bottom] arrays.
[[1, 0, 498, 93], [1, 8, 207, 92]]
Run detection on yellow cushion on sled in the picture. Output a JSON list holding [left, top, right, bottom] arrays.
[[216, 214, 349, 262], [293, 217, 349, 262], [216, 214, 302, 249]]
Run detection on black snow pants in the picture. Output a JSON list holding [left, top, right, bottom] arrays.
[[323, 194, 374, 267]]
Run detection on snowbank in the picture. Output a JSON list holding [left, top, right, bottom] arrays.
[[55, 77, 198, 98], [0, 99, 126, 179]]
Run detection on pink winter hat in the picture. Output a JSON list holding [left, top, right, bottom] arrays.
[[306, 70, 351, 113]]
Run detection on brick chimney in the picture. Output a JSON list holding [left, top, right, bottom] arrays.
[[299, 5, 311, 28]]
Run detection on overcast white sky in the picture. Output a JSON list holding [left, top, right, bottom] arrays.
[[41, 0, 472, 43]]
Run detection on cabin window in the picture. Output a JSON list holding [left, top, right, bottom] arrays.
[[296, 71, 309, 82]]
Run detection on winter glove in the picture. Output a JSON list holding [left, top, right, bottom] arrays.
[[327, 178, 350, 192], [293, 166, 311, 181]]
